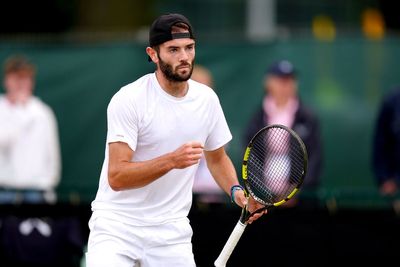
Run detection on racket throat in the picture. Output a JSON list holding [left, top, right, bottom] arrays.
[[240, 206, 268, 224], [239, 206, 250, 224]]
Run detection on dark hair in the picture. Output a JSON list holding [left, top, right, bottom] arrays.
[[171, 22, 190, 33]]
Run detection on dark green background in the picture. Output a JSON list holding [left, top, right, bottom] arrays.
[[1, 37, 398, 207]]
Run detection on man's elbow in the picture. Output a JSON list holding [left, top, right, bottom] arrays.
[[108, 169, 125, 191]]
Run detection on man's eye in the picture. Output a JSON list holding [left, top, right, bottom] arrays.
[[170, 48, 178, 53]]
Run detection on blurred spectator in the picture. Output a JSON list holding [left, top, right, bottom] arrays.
[[191, 65, 225, 204], [0, 55, 61, 204], [372, 87, 400, 196], [244, 60, 322, 205]]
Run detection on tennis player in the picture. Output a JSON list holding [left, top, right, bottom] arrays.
[[86, 13, 265, 267]]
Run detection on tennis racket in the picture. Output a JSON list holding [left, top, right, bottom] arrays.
[[214, 124, 308, 267]]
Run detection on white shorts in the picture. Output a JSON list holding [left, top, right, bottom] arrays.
[[85, 216, 196, 267]]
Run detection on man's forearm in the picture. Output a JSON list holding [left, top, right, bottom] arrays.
[[206, 151, 240, 196], [108, 153, 175, 191], [108, 141, 203, 191]]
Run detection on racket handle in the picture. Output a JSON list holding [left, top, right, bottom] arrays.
[[214, 221, 247, 267]]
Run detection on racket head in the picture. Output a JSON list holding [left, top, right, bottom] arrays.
[[242, 124, 308, 207]]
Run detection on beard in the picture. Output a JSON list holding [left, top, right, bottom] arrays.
[[158, 54, 194, 82]]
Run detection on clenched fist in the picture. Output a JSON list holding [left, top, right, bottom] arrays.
[[171, 141, 203, 169]]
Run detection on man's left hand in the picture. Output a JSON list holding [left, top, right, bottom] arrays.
[[234, 189, 267, 224]]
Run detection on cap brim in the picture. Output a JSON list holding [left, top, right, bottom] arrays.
[[268, 71, 297, 77]]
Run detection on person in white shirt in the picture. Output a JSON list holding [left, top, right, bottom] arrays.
[[86, 13, 266, 267], [0, 55, 61, 204]]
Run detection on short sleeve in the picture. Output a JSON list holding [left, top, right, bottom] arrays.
[[204, 93, 232, 151], [106, 92, 138, 151]]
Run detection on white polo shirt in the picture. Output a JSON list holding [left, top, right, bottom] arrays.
[[91, 73, 232, 225]]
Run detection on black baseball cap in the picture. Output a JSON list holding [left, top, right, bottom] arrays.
[[267, 60, 297, 77], [149, 13, 195, 47]]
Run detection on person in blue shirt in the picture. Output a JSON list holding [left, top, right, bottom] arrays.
[[372, 87, 400, 195]]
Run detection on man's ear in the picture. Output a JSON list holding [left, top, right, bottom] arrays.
[[146, 47, 158, 63]]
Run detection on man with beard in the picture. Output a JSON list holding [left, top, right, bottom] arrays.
[[85, 14, 265, 267]]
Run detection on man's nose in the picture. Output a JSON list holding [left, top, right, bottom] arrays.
[[179, 50, 189, 62]]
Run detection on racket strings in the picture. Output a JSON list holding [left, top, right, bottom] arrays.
[[249, 133, 294, 201], [246, 126, 306, 204]]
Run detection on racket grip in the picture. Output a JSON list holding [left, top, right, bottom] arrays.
[[214, 221, 247, 267]]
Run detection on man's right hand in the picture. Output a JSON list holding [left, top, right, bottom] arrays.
[[171, 141, 203, 169]]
